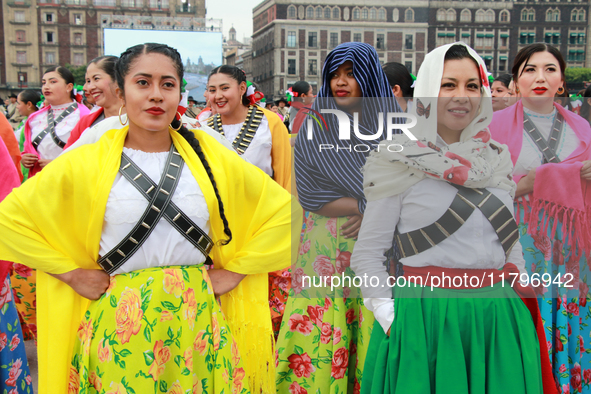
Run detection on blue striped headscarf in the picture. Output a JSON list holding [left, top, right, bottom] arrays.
[[295, 42, 401, 213]]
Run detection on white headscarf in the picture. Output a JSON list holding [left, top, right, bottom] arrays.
[[363, 42, 515, 201]]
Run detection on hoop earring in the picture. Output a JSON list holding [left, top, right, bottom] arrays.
[[118, 105, 128, 126], [557, 86, 565, 95], [169, 112, 182, 131]]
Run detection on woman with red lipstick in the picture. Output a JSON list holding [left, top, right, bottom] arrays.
[[353, 42, 549, 394], [490, 43, 591, 393], [64, 56, 123, 149], [0, 43, 291, 393], [206, 65, 292, 339], [275, 42, 400, 394], [21, 66, 90, 177]]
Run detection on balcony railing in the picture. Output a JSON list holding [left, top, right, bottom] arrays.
[[10, 41, 32, 46], [93, 0, 116, 6], [176, 6, 194, 13], [7, 1, 32, 7], [65, 0, 88, 5]]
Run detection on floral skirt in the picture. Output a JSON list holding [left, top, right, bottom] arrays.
[[275, 213, 374, 394], [70, 265, 248, 394], [269, 267, 291, 340], [519, 208, 591, 394], [9, 264, 37, 342], [361, 282, 543, 393], [0, 274, 34, 393]]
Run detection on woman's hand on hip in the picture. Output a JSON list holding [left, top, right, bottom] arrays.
[[50, 268, 110, 300], [206, 269, 246, 297]]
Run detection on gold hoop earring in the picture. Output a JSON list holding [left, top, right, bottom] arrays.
[[118, 105, 128, 126], [557, 86, 565, 95], [169, 112, 182, 131]]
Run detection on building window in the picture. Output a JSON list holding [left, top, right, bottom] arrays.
[[405, 34, 413, 50], [475, 9, 485, 22], [308, 59, 317, 76], [499, 59, 507, 72], [370, 8, 377, 20], [376, 34, 385, 50], [405, 61, 412, 73], [500, 10, 509, 23], [18, 72, 27, 88], [520, 32, 535, 44], [308, 32, 317, 48], [546, 9, 560, 22], [460, 9, 471, 22], [378, 9, 386, 21], [333, 7, 340, 20], [447, 9, 456, 22], [15, 30, 26, 43], [74, 33, 83, 45], [528, 10, 535, 22], [73, 53, 84, 66], [485, 10, 495, 22], [324, 7, 331, 19], [14, 11, 25, 23], [288, 5, 296, 19], [579, 9, 586, 22], [362, 8, 368, 20], [405, 8, 414, 22], [306, 6, 314, 19], [74, 14, 83, 25], [44, 13, 54, 23], [437, 9, 446, 22], [288, 59, 296, 75], [287, 31, 296, 48], [315, 7, 322, 19], [579, 33, 586, 45], [353, 33, 362, 42], [330, 32, 338, 49], [45, 51, 56, 64], [16, 51, 26, 64], [500, 35, 508, 48], [45, 32, 54, 43]]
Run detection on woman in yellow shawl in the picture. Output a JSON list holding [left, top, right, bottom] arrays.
[[0, 43, 291, 394]]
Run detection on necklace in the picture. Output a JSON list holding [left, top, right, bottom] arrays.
[[207, 105, 264, 154]]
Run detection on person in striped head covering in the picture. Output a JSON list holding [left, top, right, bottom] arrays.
[[275, 42, 401, 393]]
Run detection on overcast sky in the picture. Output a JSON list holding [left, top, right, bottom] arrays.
[[206, 0, 262, 42]]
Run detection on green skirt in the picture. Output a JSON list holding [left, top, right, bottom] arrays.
[[70, 265, 248, 394], [361, 282, 543, 394]]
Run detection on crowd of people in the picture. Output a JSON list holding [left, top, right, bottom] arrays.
[[0, 40, 589, 394]]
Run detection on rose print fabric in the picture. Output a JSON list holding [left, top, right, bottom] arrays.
[[0, 274, 34, 393], [518, 209, 591, 394], [276, 214, 374, 393], [70, 265, 247, 394], [9, 264, 36, 342], [269, 268, 291, 340]]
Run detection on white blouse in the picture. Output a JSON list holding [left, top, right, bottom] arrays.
[[100, 148, 210, 275], [351, 140, 526, 334], [514, 107, 581, 178], [29, 102, 82, 160], [221, 114, 273, 177]]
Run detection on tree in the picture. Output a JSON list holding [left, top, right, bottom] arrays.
[[64, 63, 87, 86], [565, 68, 591, 84]]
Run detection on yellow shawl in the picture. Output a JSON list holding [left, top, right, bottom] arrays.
[[0, 127, 293, 393]]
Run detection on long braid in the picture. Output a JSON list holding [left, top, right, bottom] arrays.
[[174, 118, 232, 245]]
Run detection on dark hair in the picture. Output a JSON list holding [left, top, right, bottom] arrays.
[[580, 85, 591, 121], [382, 62, 414, 98], [43, 65, 75, 100], [88, 55, 118, 83], [292, 81, 311, 99], [115, 43, 232, 245], [18, 89, 41, 110], [493, 74, 512, 89], [512, 43, 566, 83], [208, 65, 249, 107]]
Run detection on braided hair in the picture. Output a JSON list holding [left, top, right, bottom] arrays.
[[208, 65, 250, 107], [18, 89, 41, 111], [115, 43, 232, 245]]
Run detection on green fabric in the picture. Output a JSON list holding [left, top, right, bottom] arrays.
[[17, 119, 28, 182], [361, 282, 543, 394]]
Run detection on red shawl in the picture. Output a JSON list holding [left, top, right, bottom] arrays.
[[64, 107, 104, 150], [22, 102, 90, 177], [489, 101, 591, 255]]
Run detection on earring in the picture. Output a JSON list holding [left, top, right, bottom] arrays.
[[557, 86, 565, 95], [515, 87, 520, 94], [118, 105, 128, 126], [169, 112, 182, 131]]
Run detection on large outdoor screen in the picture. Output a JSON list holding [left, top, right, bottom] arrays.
[[103, 28, 223, 102]]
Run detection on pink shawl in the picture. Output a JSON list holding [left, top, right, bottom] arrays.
[[22, 102, 90, 177], [0, 138, 19, 280], [489, 100, 591, 255]]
